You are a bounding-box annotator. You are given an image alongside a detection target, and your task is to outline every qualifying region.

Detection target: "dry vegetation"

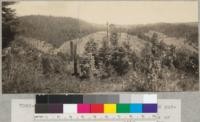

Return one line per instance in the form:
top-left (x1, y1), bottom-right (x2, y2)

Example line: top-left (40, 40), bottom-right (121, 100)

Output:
top-left (2, 29), bottom-right (199, 93)
top-left (2, 14), bottom-right (199, 93)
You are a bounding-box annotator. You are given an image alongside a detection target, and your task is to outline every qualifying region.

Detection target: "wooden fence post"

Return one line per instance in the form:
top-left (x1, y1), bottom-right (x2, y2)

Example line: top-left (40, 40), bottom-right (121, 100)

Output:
top-left (70, 41), bottom-right (73, 61)
top-left (73, 43), bottom-right (78, 76)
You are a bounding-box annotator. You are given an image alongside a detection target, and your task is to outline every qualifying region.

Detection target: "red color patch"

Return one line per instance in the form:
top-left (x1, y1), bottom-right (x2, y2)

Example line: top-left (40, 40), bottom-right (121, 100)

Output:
top-left (90, 104), bottom-right (104, 113)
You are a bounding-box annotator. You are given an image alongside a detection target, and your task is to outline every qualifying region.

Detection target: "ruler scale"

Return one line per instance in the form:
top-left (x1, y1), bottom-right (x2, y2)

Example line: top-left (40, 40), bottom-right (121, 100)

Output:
top-left (34, 113), bottom-right (157, 120)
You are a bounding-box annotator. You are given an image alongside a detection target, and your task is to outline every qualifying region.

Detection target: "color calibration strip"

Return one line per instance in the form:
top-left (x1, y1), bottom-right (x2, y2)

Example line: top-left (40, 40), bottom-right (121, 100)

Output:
top-left (35, 94), bottom-right (157, 114)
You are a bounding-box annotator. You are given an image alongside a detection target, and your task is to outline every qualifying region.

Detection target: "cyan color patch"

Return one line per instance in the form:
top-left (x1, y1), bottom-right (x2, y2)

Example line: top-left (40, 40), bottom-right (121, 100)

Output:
top-left (130, 104), bottom-right (142, 113)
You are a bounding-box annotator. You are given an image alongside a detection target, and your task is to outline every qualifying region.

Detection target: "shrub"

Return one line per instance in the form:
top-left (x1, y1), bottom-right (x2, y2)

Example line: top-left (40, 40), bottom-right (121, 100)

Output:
top-left (110, 47), bottom-right (130, 76)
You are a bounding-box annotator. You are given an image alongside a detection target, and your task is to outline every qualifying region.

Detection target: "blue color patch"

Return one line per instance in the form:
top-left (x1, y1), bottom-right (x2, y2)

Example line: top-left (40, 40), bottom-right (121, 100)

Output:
top-left (130, 104), bottom-right (142, 113)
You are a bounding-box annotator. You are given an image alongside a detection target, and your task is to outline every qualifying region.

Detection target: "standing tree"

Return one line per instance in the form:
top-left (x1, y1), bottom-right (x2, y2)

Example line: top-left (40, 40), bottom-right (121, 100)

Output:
top-left (109, 24), bottom-right (118, 47)
top-left (2, 2), bottom-right (18, 48)
top-left (84, 38), bottom-right (98, 55)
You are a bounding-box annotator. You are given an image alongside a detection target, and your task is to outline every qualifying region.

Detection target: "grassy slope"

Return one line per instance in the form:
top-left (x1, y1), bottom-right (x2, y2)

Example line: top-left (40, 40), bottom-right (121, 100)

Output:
top-left (128, 22), bottom-right (198, 49)
top-left (3, 31), bottom-right (198, 93)
top-left (2, 20), bottom-right (199, 93)
top-left (144, 30), bottom-right (198, 53)
top-left (57, 31), bottom-right (148, 56)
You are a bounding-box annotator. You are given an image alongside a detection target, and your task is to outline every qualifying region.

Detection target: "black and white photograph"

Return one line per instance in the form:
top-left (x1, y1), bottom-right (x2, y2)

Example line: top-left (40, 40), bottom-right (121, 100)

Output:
top-left (2, 1), bottom-right (199, 93)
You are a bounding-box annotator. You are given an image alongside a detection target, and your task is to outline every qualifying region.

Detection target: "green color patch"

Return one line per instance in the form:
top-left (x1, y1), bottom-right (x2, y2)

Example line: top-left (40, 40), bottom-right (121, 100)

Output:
top-left (117, 104), bottom-right (130, 113)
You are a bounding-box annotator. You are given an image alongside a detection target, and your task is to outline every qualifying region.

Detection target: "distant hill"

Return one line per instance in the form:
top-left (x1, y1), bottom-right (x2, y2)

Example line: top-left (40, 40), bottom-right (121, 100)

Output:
top-left (127, 22), bottom-right (198, 47)
top-left (18, 15), bottom-right (105, 47)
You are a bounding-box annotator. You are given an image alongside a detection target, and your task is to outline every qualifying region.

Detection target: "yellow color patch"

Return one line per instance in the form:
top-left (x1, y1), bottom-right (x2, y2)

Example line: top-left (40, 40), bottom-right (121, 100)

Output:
top-left (104, 104), bottom-right (116, 113)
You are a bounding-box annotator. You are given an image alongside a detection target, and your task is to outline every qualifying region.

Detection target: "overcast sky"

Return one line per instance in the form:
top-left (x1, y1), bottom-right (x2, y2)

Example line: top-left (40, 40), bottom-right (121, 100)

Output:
top-left (10, 1), bottom-right (198, 25)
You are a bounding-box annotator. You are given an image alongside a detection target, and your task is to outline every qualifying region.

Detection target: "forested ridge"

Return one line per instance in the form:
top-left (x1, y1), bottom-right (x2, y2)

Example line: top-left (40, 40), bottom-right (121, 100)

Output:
top-left (18, 15), bottom-right (105, 47)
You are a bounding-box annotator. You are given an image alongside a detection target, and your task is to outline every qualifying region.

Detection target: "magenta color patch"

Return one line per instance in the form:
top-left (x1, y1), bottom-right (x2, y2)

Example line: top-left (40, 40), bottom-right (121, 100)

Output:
top-left (77, 104), bottom-right (90, 113)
